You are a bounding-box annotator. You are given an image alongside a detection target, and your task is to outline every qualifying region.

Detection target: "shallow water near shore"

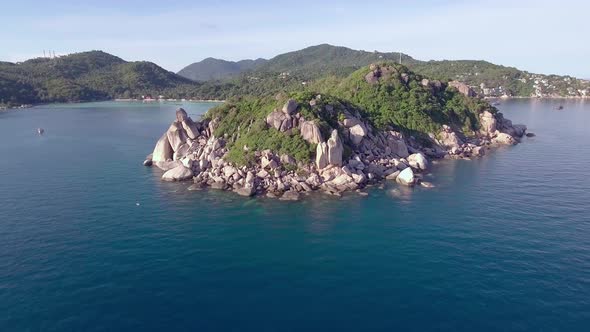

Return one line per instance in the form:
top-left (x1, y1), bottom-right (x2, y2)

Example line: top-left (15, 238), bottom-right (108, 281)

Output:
top-left (1, 99), bottom-right (589, 331)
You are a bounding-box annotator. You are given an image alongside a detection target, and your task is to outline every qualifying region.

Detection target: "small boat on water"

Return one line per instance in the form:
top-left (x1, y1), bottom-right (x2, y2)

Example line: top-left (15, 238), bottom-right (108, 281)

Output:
top-left (37, 128), bottom-right (45, 135)
top-left (555, 105), bottom-right (564, 110)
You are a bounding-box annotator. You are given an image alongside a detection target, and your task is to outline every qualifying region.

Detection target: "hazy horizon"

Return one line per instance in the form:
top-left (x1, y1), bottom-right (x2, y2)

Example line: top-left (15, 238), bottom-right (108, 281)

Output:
top-left (2, 0), bottom-right (589, 78)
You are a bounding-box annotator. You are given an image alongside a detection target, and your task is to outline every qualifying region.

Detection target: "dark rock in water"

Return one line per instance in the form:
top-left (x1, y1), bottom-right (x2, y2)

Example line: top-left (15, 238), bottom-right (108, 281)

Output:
top-left (526, 132), bottom-right (536, 137)
top-left (420, 181), bottom-right (435, 188)
top-left (142, 159), bottom-right (152, 167)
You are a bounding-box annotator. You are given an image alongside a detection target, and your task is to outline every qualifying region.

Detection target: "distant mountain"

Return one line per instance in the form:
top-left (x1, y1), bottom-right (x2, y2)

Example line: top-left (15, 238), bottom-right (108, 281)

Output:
top-left (254, 44), bottom-right (416, 79)
top-left (177, 57), bottom-right (267, 81)
top-left (0, 51), bottom-right (197, 106)
top-left (180, 44), bottom-right (590, 98)
top-left (2, 45), bottom-right (589, 108)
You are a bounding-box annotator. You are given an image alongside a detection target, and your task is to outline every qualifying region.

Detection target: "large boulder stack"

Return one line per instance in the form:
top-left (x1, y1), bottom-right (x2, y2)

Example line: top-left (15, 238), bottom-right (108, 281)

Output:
top-left (266, 99), bottom-right (299, 132)
top-left (152, 133), bottom-right (173, 162)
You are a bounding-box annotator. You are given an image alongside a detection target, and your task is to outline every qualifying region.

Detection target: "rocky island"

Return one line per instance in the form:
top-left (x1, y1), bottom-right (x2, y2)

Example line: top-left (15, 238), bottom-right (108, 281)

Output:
top-left (144, 63), bottom-right (528, 200)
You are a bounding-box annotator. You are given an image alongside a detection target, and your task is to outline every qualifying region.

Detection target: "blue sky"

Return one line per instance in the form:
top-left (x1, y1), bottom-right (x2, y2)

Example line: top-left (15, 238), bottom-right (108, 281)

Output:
top-left (1, 0), bottom-right (588, 77)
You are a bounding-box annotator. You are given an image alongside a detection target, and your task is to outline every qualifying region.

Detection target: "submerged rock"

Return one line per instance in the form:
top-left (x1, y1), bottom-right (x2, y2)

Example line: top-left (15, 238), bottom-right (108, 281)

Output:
top-left (420, 181), bottom-right (435, 188)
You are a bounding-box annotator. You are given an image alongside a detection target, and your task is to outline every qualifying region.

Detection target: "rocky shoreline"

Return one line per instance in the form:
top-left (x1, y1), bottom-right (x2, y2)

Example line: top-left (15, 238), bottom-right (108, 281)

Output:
top-left (143, 95), bottom-right (529, 201)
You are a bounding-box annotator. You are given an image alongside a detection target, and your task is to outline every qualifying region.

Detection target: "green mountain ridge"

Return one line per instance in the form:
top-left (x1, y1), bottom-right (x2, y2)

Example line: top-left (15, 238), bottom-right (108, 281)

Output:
top-left (0, 51), bottom-right (196, 106)
top-left (2, 44), bottom-right (589, 108)
top-left (178, 57), bottom-right (267, 82)
top-left (181, 44), bottom-right (590, 99)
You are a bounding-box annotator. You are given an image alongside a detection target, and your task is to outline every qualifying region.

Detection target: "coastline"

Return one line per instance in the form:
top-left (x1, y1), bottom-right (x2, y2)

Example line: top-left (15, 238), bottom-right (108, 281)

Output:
top-left (4, 95), bottom-right (589, 112)
top-left (114, 98), bottom-right (226, 103)
top-left (484, 95), bottom-right (590, 100)
top-left (0, 98), bottom-right (226, 111)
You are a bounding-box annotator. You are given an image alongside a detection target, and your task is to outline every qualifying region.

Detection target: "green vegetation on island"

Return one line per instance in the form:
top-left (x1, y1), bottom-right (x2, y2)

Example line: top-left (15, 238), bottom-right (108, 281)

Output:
top-left (204, 62), bottom-right (494, 167)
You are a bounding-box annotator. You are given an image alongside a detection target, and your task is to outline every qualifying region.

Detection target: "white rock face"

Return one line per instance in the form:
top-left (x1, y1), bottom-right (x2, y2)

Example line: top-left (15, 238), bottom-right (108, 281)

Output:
top-left (327, 130), bottom-right (343, 166)
top-left (155, 160), bottom-right (182, 171)
top-left (173, 143), bottom-right (189, 161)
top-left (299, 120), bottom-right (323, 144)
top-left (439, 125), bottom-right (464, 149)
top-left (182, 119), bottom-right (200, 139)
top-left (316, 142), bottom-right (329, 169)
top-left (162, 165), bottom-right (193, 182)
top-left (480, 111), bottom-right (497, 137)
top-left (349, 123), bottom-right (367, 146)
top-left (166, 122), bottom-right (188, 151)
top-left (408, 153), bottom-right (428, 170)
top-left (396, 167), bottom-right (415, 186)
top-left (223, 165), bottom-right (237, 178)
top-left (493, 133), bottom-right (517, 145)
top-left (152, 133), bottom-right (173, 162)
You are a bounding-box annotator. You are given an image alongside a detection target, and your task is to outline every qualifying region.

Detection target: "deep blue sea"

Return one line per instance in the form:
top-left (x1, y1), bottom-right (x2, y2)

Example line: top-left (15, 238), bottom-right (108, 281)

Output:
top-left (1, 100), bottom-right (589, 331)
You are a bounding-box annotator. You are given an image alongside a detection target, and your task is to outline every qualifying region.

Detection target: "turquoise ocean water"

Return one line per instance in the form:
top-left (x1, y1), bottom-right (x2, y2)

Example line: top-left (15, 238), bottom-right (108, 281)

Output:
top-left (1, 100), bottom-right (589, 331)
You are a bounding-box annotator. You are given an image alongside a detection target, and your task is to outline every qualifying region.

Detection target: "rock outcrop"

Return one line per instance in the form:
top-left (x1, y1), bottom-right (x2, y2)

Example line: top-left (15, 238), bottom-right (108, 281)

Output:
top-left (449, 81), bottom-right (477, 97)
top-left (300, 120), bottom-right (323, 144)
